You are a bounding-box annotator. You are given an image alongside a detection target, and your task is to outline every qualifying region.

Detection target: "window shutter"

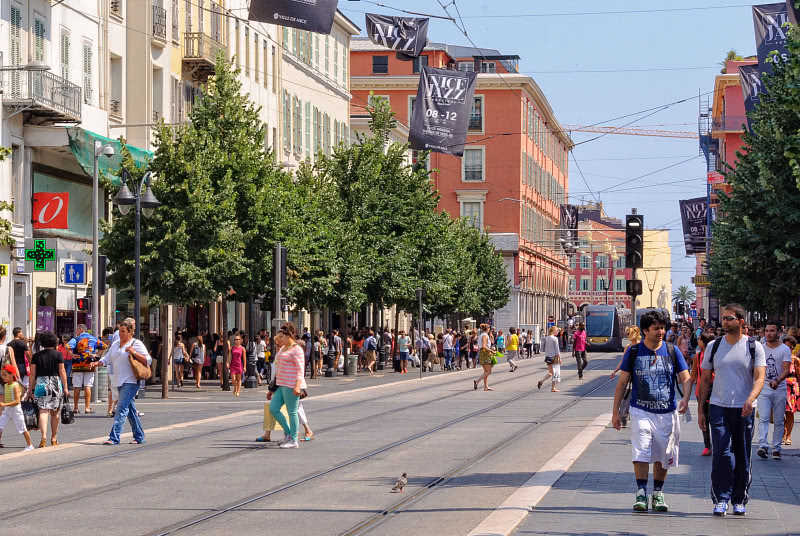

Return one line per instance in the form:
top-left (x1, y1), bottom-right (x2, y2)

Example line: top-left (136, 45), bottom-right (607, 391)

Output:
top-left (34, 19), bottom-right (45, 62)
top-left (61, 29), bottom-right (70, 80)
top-left (305, 102), bottom-right (311, 158)
top-left (83, 41), bottom-right (93, 104)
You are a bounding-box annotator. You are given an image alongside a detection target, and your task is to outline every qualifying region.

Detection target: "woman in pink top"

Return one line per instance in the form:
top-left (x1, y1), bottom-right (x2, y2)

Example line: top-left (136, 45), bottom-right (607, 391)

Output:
top-left (267, 322), bottom-right (304, 449)
top-left (229, 335), bottom-right (245, 397)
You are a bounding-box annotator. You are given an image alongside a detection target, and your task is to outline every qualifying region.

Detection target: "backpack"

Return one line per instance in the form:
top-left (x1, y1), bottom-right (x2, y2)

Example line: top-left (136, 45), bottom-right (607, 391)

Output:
top-left (706, 336), bottom-right (757, 368)
top-left (366, 337), bottom-right (376, 351)
top-left (625, 342), bottom-right (684, 398)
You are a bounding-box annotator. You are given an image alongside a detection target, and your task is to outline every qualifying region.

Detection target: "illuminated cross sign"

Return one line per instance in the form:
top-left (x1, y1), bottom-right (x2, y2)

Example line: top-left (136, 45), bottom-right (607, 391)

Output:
top-left (24, 238), bottom-right (57, 272)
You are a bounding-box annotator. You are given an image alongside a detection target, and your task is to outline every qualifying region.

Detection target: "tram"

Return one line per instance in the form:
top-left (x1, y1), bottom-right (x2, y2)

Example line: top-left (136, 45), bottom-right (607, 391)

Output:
top-left (585, 305), bottom-right (627, 352)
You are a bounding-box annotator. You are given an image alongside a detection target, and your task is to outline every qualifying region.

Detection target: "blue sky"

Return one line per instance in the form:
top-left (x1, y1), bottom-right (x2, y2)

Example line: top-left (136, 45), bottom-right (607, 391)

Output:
top-left (341, 0), bottom-right (760, 292)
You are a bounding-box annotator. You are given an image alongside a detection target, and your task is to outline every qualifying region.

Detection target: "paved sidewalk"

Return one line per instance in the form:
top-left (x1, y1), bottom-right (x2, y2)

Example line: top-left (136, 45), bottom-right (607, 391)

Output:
top-left (514, 412), bottom-right (800, 536)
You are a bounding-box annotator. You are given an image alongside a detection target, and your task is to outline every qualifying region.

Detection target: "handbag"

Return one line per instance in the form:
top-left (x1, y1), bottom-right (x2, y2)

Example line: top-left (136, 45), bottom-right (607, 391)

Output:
top-left (61, 393), bottom-right (75, 425)
top-left (263, 402), bottom-right (290, 431)
top-left (129, 353), bottom-right (152, 381)
top-left (21, 400), bottom-right (39, 430)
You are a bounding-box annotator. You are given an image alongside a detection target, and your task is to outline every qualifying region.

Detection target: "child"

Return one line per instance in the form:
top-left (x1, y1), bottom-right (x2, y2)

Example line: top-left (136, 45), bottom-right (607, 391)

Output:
top-left (0, 365), bottom-right (34, 451)
top-left (551, 354), bottom-right (562, 391)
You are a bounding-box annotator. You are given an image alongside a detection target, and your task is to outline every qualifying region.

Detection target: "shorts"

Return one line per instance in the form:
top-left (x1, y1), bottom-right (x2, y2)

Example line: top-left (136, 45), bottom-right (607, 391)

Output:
top-left (0, 404), bottom-right (26, 434)
top-left (399, 352), bottom-right (410, 361)
top-left (630, 407), bottom-right (680, 469)
top-left (72, 371), bottom-right (95, 388)
top-left (215, 355), bottom-right (224, 365)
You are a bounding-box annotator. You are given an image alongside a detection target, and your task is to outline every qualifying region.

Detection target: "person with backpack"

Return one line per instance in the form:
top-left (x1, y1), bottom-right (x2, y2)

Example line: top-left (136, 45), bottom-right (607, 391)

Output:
top-left (696, 304), bottom-right (766, 517)
top-left (689, 332), bottom-right (716, 456)
top-left (754, 320), bottom-right (792, 461)
top-left (363, 330), bottom-right (377, 373)
top-left (612, 309), bottom-right (691, 513)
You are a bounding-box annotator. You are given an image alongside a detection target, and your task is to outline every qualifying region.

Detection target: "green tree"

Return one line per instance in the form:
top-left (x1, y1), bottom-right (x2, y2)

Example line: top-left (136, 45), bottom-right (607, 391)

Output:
top-left (671, 285), bottom-right (696, 308)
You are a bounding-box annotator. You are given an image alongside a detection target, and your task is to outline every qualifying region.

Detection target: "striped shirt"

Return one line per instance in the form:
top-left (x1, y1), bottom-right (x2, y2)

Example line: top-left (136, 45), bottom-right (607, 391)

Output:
top-left (275, 344), bottom-right (305, 388)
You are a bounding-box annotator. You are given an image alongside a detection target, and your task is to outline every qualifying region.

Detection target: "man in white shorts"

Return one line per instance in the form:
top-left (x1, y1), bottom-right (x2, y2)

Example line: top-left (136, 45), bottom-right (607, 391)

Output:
top-left (69, 324), bottom-right (106, 414)
top-left (612, 310), bottom-right (691, 513)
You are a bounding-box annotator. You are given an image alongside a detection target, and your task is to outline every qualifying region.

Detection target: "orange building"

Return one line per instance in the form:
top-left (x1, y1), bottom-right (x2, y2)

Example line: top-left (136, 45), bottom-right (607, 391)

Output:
top-left (350, 38), bottom-right (573, 332)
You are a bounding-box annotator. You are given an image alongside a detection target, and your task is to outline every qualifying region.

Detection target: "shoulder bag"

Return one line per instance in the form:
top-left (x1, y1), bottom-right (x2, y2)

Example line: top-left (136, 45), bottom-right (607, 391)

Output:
top-left (61, 393), bottom-right (75, 425)
top-left (127, 342), bottom-right (152, 381)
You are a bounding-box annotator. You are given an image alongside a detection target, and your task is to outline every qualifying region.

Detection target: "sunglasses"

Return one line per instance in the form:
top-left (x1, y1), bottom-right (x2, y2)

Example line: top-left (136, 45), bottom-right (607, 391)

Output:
top-left (722, 315), bottom-right (739, 322)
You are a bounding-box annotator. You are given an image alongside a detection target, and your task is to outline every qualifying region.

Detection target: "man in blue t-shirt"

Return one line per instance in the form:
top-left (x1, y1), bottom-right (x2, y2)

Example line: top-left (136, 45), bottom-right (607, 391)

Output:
top-left (612, 309), bottom-right (691, 513)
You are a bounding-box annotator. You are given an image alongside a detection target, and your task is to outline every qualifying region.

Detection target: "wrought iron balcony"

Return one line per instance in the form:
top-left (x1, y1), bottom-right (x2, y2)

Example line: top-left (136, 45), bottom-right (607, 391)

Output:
top-left (1, 69), bottom-right (81, 124)
top-left (183, 32), bottom-right (226, 81)
top-left (152, 5), bottom-right (167, 41)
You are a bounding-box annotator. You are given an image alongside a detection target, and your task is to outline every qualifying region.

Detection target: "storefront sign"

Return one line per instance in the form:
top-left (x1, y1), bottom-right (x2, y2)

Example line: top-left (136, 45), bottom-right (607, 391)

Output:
top-left (707, 171), bottom-right (725, 185)
top-left (249, 0), bottom-right (339, 34)
top-left (24, 238), bottom-right (57, 272)
top-left (692, 274), bottom-right (711, 287)
top-left (366, 14), bottom-right (429, 58)
top-left (32, 192), bottom-right (70, 230)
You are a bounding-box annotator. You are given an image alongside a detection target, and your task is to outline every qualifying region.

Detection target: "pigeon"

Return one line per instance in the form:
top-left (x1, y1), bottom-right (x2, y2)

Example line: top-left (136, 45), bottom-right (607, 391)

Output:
top-left (391, 473), bottom-right (408, 493)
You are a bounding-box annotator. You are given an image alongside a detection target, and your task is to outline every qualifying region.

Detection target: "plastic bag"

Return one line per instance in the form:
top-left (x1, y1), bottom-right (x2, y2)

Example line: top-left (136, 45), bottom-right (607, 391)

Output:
top-left (21, 400), bottom-right (39, 431)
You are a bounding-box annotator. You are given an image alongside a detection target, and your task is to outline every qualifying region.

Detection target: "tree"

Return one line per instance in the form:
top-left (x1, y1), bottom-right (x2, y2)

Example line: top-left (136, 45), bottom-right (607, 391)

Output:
top-left (672, 285), bottom-right (696, 308)
top-left (0, 146), bottom-right (15, 247)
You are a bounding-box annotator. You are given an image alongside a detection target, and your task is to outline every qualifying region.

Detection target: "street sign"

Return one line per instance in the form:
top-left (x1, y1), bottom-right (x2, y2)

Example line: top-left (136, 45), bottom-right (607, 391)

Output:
top-left (690, 309), bottom-right (698, 318)
top-left (690, 302), bottom-right (697, 310)
top-left (707, 171), bottom-right (725, 185)
top-left (24, 238), bottom-right (57, 272)
top-left (692, 274), bottom-right (711, 287)
top-left (64, 262), bottom-right (87, 285)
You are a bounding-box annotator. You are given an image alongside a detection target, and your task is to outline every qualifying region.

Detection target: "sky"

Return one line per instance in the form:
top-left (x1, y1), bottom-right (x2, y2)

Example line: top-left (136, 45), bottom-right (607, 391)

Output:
top-left (340, 0), bottom-right (762, 294)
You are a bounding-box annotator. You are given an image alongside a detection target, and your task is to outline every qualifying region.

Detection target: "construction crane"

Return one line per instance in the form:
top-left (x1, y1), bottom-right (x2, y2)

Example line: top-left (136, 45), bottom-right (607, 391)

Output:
top-left (561, 125), bottom-right (699, 139)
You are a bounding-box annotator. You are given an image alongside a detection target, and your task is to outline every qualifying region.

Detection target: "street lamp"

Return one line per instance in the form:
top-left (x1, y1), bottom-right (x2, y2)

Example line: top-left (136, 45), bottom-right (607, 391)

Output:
top-left (93, 141), bottom-right (115, 337)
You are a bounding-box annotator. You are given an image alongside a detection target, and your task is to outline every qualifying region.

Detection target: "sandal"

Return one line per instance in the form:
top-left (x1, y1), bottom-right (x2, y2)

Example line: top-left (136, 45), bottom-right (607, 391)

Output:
top-left (39, 439), bottom-right (46, 448)
top-left (301, 434), bottom-right (314, 441)
top-left (103, 440), bottom-right (117, 445)
top-left (473, 380), bottom-right (478, 390)
top-left (51, 439), bottom-right (59, 446)
top-left (0, 443), bottom-right (5, 448)
top-left (786, 438), bottom-right (793, 445)
top-left (107, 412), bottom-right (114, 417)
top-left (255, 437), bottom-right (271, 442)
top-left (129, 440), bottom-right (146, 444)
top-left (84, 409), bottom-right (95, 414)
top-left (484, 388), bottom-right (494, 391)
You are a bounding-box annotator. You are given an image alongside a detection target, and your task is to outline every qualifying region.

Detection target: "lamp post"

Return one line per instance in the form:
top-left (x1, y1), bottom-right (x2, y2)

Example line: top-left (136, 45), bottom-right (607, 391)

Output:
top-left (113, 169), bottom-right (160, 395)
top-left (93, 141), bottom-right (115, 336)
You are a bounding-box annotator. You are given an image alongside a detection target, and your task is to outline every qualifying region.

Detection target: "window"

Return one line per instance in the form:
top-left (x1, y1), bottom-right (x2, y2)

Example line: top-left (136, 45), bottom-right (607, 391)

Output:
top-left (10, 6), bottom-right (21, 96)
top-left (462, 202), bottom-right (481, 229)
top-left (616, 278), bottom-right (626, 291)
top-left (412, 151), bottom-right (430, 170)
top-left (412, 55), bottom-right (428, 73)
top-left (616, 256), bottom-right (625, 269)
top-left (254, 35), bottom-right (259, 82)
top-left (372, 55), bottom-right (388, 74)
top-left (235, 20), bottom-right (240, 67)
top-left (305, 102), bottom-right (311, 158)
top-left (60, 29), bottom-right (70, 80)
top-left (282, 27), bottom-right (288, 50)
top-left (185, 0), bottom-right (191, 32)
top-left (282, 91), bottom-right (290, 152)
top-left (580, 278), bottom-right (590, 291)
top-left (262, 40), bottom-right (267, 87)
top-left (34, 17), bottom-right (45, 62)
top-left (342, 41), bottom-right (347, 86)
top-left (293, 97), bottom-right (302, 155)
top-left (324, 112), bottom-right (331, 156)
top-left (271, 46), bottom-right (277, 93)
top-left (596, 255), bottom-right (607, 269)
top-left (315, 34), bottom-right (320, 71)
top-left (568, 278), bottom-right (576, 291)
top-left (334, 39), bottom-right (338, 79)
top-left (596, 278), bottom-right (607, 292)
top-left (82, 40), bottom-right (92, 104)
top-left (408, 96), bottom-right (416, 122)
top-left (325, 36), bottom-right (329, 76)
top-left (244, 27), bottom-right (249, 76)
top-left (210, 2), bottom-right (221, 42)
top-left (457, 61), bottom-right (474, 72)
top-left (292, 28), bottom-right (297, 56)
top-left (480, 61), bottom-right (496, 73)
top-left (469, 96), bottom-right (484, 132)
top-left (172, 0), bottom-right (180, 43)
top-left (580, 256), bottom-right (589, 269)
top-left (462, 147), bottom-right (484, 182)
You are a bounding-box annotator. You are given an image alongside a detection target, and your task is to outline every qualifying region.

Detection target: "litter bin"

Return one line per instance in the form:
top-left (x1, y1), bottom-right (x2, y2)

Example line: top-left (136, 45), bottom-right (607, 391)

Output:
top-left (344, 354), bottom-right (358, 376)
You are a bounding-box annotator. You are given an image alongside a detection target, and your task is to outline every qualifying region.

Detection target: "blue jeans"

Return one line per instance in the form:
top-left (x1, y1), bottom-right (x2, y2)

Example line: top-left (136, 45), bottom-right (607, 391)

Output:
top-left (64, 361), bottom-right (72, 389)
top-left (109, 382), bottom-right (145, 444)
top-left (757, 386), bottom-right (787, 452)
top-left (270, 386), bottom-right (300, 441)
top-left (443, 349), bottom-right (453, 368)
top-left (710, 404), bottom-right (754, 505)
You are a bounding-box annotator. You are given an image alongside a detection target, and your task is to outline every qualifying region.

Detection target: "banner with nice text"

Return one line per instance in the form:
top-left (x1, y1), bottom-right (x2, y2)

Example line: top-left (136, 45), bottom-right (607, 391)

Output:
top-left (753, 3), bottom-right (790, 76)
top-left (679, 197), bottom-right (708, 256)
top-left (409, 66), bottom-right (477, 157)
top-left (739, 64), bottom-right (763, 131)
top-left (365, 14), bottom-right (429, 59)
top-left (249, 0), bottom-right (339, 34)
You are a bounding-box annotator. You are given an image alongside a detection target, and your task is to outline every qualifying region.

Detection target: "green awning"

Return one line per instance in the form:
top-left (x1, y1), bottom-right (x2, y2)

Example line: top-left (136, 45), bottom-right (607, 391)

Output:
top-left (67, 128), bottom-right (153, 185)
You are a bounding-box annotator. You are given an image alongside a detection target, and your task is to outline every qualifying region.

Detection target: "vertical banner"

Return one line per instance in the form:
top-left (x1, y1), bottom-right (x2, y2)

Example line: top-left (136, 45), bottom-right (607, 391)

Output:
top-left (753, 3), bottom-right (790, 75)
top-left (739, 64), bottom-right (763, 130)
top-left (559, 204), bottom-right (578, 254)
top-left (409, 66), bottom-right (478, 157)
top-left (787, 0), bottom-right (800, 25)
top-left (249, 0), bottom-right (339, 34)
top-left (679, 198), bottom-right (708, 256)
top-left (365, 14), bottom-right (429, 59)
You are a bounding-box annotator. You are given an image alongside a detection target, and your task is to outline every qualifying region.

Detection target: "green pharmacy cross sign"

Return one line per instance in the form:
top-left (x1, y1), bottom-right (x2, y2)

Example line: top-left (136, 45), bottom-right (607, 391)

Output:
top-left (24, 238), bottom-right (57, 272)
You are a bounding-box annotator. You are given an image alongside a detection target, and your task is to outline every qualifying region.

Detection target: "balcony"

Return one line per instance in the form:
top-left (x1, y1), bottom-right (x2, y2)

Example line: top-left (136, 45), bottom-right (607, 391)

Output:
top-left (712, 115), bottom-right (748, 133)
top-left (152, 5), bottom-right (167, 44)
top-left (183, 32), bottom-right (225, 82)
top-left (1, 69), bottom-right (81, 124)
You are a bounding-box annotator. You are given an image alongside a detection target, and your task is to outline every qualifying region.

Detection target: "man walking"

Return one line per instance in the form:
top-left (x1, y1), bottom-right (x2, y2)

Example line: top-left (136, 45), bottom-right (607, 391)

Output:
top-left (755, 320), bottom-right (792, 460)
top-left (442, 329), bottom-right (454, 371)
top-left (69, 323), bottom-right (106, 414)
top-left (698, 304), bottom-right (766, 516)
top-left (572, 323), bottom-right (587, 379)
top-left (612, 310), bottom-right (691, 513)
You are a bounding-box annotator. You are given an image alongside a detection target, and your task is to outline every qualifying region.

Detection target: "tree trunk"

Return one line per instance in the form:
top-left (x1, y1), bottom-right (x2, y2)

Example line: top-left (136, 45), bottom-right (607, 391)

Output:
top-left (309, 303), bottom-right (316, 379)
top-left (160, 304), bottom-right (171, 399)
top-left (393, 306), bottom-right (399, 359)
top-left (221, 297), bottom-right (231, 391)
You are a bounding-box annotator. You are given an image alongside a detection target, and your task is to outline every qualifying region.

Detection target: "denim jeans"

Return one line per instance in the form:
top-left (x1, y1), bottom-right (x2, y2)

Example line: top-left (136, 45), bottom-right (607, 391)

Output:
top-left (270, 386), bottom-right (300, 441)
top-left (710, 404), bottom-right (754, 505)
top-left (109, 382), bottom-right (145, 444)
top-left (443, 349), bottom-right (453, 368)
top-left (757, 385), bottom-right (787, 452)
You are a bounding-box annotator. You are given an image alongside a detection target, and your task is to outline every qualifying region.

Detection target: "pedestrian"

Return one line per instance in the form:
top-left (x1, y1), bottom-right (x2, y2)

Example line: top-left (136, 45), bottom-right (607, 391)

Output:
top-left (612, 309), bottom-right (691, 513)
top-left (397, 330), bottom-right (411, 374)
top-left (68, 324), bottom-right (105, 414)
top-left (171, 333), bottom-right (189, 388)
top-left (424, 333), bottom-right (440, 371)
top-left (538, 326), bottom-right (562, 392)
top-left (26, 331), bottom-right (69, 448)
top-left (472, 324), bottom-right (494, 391)
top-left (442, 329), bottom-right (454, 371)
top-left (0, 327), bottom-right (21, 411)
top-left (363, 330), bottom-right (377, 373)
top-left (755, 320), bottom-right (792, 460)
top-left (783, 336), bottom-right (799, 445)
top-left (267, 322), bottom-right (304, 449)
top-left (697, 304), bottom-right (766, 516)
top-left (189, 335), bottom-right (205, 389)
top-left (469, 330), bottom-right (479, 370)
top-left (90, 319), bottom-right (151, 445)
top-left (0, 366), bottom-right (33, 450)
top-left (212, 334), bottom-right (224, 386)
top-left (689, 332), bottom-right (716, 456)
top-left (522, 329), bottom-right (532, 358)
top-left (506, 327), bottom-right (519, 372)
top-left (229, 333), bottom-right (245, 397)
top-left (57, 335), bottom-right (71, 390)
top-left (572, 323), bottom-right (587, 379)
top-left (9, 327), bottom-right (30, 390)
top-left (677, 326), bottom-right (691, 359)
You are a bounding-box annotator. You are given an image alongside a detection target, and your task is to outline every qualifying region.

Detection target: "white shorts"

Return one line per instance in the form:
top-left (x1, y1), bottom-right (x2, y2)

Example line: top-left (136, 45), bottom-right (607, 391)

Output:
top-left (0, 404), bottom-right (27, 434)
top-left (215, 356), bottom-right (224, 365)
top-left (630, 407), bottom-right (681, 469)
top-left (72, 371), bottom-right (95, 388)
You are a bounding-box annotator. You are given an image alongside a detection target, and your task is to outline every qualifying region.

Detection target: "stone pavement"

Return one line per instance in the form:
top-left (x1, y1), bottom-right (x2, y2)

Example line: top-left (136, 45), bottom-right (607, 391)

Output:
top-left (513, 409), bottom-right (800, 536)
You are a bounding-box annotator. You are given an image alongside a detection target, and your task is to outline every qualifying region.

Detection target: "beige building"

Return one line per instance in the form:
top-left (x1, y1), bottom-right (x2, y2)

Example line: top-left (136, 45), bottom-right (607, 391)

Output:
top-left (637, 229), bottom-right (672, 310)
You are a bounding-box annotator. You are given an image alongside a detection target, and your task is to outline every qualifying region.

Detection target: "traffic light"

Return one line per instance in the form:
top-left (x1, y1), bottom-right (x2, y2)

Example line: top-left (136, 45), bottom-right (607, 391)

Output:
top-left (626, 279), bottom-right (642, 297)
top-left (77, 297), bottom-right (91, 311)
top-left (98, 255), bottom-right (109, 296)
top-left (678, 302), bottom-right (686, 316)
top-left (625, 214), bottom-right (644, 269)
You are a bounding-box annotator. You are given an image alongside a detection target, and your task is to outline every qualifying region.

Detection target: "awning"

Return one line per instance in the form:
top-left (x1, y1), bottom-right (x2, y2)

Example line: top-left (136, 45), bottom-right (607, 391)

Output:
top-left (66, 128), bottom-right (153, 185)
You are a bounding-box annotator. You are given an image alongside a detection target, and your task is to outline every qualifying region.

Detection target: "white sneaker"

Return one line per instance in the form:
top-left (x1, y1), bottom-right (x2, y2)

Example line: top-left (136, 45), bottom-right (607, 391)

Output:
top-left (279, 439), bottom-right (299, 449)
top-left (24, 445), bottom-right (34, 451)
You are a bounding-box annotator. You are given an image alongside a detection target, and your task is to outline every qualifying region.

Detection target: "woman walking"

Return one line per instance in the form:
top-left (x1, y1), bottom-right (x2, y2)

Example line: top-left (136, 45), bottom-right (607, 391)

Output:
top-left (267, 322), bottom-right (305, 449)
top-left (472, 324), bottom-right (494, 391)
top-left (689, 332), bottom-right (716, 455)
top-left (538, 326), bottom-right (561, 392)
top-left (189, 335), bottom-right (205, 389)
top-left (26, 331), bottom-right (68, 447)
top-left (230, 334), bottom-right (245, 397)
top-left (676, 326), bottom-right (690, 359)
top-left (784, 336), bottom-right (800, 445)
top-left (172, 334), bottom-right (189, 388)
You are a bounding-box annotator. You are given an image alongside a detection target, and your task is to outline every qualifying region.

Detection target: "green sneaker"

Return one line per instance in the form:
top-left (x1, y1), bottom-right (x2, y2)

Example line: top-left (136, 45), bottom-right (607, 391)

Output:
top-left (633, 489), bottom-right (648, 512)
top-left (651, 491), bottom-right (669, 512)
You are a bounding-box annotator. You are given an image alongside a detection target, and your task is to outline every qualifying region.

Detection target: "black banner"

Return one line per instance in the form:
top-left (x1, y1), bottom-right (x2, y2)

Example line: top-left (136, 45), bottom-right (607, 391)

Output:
top-left (559, 204), bottom-right (578, 254)
top-left (409, 66), bottom-right (478, 157)
top-left (739, 64), bottom-right (763, 131)
top-left (365, 14), bottom-right (429, 59)
top-left (753, 3), bottom-right (790, 74)
top-left (679, 198), bottom-right (708, 256)
top-left (788, 0), bottom-right (800, 24)
top-left (249, 0), bottom-right (339, 34)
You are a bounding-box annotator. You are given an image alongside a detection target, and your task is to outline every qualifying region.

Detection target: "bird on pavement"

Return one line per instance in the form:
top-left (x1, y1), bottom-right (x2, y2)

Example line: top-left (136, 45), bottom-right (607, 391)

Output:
top-left (391, 473), bottom-right (408, 493)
